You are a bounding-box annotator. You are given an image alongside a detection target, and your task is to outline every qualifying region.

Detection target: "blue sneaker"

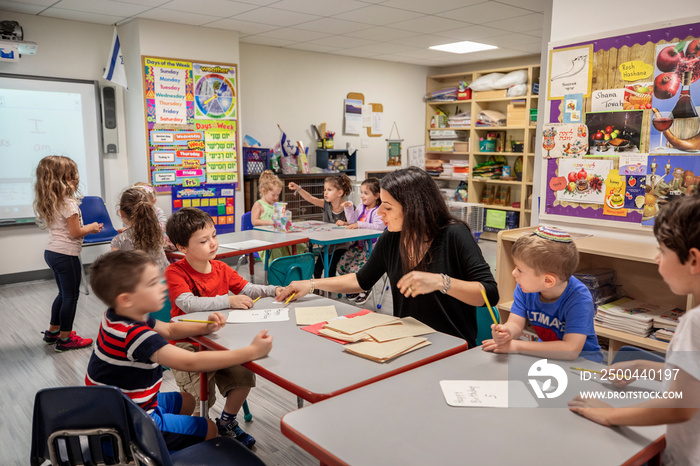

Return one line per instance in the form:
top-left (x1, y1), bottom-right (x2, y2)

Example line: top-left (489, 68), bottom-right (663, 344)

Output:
top-left (216, 418), bottom-right (256, 449)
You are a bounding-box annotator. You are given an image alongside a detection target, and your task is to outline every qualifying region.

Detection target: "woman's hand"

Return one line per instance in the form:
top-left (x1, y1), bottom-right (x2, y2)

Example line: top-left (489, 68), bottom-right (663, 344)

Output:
top-left (288, 182), bottom-right (300, 192)
top-left (205, 312), bottom-right (226, 332)
top-left (396, 271), bottom-right (442, 298)
top-left (277, 280), bottom-right (312, 302)
top-left (346, 223), bottom-right (359, 229)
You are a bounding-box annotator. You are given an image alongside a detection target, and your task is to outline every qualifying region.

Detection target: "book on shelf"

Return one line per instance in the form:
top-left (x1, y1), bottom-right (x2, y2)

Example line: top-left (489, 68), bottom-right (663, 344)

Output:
top-left (650, 328), bottom-right (674, 342)
top-left (652, 308), bottom-right (685, 331)
top-left (595, 298), bottom-right (675, 337)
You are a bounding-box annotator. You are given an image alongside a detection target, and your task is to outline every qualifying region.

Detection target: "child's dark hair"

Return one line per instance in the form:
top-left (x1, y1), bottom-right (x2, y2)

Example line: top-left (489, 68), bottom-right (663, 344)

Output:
top-left (118, 188), bottom-right (163, 253)
top-left (653, 190), bottom-right (700, 264)
top-left (90, 250), bottom-right (156, 309)
top-left (325, 173), bottom-right (353, 197)
top-left (166, 207), bottom-right (215, 248)
top-left (362, 177), bottom-right (381, 207)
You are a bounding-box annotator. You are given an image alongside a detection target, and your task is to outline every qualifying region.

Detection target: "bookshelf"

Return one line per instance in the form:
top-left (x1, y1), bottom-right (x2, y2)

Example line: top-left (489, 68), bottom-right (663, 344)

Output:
top-left (495, 227), bottom-right (697, 363)
top-left (425, 64), bottom-right (540, 240)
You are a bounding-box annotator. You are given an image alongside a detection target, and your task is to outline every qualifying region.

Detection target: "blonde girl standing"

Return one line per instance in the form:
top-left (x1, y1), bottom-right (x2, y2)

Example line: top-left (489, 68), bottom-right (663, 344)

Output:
top-left (289, 174), bottom-right (353, 277)
top-left (34, 155), bottom-right (103, 352)
top-left (111, 187), bottom-right (169, 273)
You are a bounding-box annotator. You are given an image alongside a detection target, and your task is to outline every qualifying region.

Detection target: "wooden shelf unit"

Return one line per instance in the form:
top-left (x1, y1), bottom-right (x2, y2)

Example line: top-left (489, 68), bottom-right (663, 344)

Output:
top-left (495, 226), bottom-right (696, 363)
top-left (425, 64), bottom-right (539, 233)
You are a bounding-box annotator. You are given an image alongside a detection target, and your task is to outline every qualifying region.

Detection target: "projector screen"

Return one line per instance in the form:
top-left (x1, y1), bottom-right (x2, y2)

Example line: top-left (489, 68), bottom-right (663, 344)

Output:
top-left (0, 73), bottom-right (104, 225)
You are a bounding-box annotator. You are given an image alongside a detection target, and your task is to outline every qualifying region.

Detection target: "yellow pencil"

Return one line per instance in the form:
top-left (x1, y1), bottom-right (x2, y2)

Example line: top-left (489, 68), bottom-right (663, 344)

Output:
top-left (180, 319), bottom-right (217, 324)
top-left (284, 292), bottom-right (296, 306)
top-left (570, 366), bottom-right (602, 374)
top-left (252, 297), bottom-right (261, 304)
top-left (479, 286), bottom-right (499, 326)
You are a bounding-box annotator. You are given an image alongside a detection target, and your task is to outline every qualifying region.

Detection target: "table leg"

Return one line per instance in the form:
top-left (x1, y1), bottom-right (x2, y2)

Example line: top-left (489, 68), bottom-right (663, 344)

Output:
top-left (291, 244), bottom-right (297, 255)
top-left (199, 351), bottom-right (209, 418)
top-left (323, 246), bottom-right (330, 278)
top-left (248, 253), bottom-right (255, 277)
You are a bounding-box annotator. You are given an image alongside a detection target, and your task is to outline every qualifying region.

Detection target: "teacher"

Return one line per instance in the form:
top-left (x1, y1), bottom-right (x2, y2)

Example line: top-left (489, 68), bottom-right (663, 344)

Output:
top-left (278, 167), bottom-right (498, 347)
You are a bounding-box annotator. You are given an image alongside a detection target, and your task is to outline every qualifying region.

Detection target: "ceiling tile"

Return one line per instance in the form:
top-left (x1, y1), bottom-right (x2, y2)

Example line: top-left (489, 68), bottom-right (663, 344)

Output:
top-left (331, 48), bottom-right (383, 58)
top-left (234, 0), bottom-right (284, 5)
top-left (272, 0), bottom-right (367, 16)
top-left (283, 42), bottom-right (340, 53)
top-left (333, 5), bottom-right (422, 26)
top-left (106, 0), bottom-right (169, 5)
top-left (439, 2), bottom-right (532, 23)
top-left (0, 1), bottom-right (47, 14)
top-left (497, 0), bottom-right (549, 13)
top-left (391, 34), bottom-right (459, 48)
top-left (136, 8), bottom-right (220, 26)
top-left (389, 15), bottom-right (469, 34)
top-left (230, 7), bottom-right (321, 27)
top-left (162, 0), bottom-right (258, 16)
top-left (508, 42), bottom-right (544, 54)
top-left (483, 32), bottom-right (542, 47)
top-left (342, 26), bottom-right (419, 41)
top-left (255, 27), bottom-right (330, 42)
top-left (39, 8), bottom-right (124, 24)
top-left (380, 0), bottom-right (482, 14)
top-left (300, 18), bottom-right (372, 35)
top-left (45, 0), bottom-right (151, 16)
top-left (203, 18), bottom-right (279, 35)
top-left (435, 24), bottom-right (510, 41)
top-left (351, 42), bottom-right (418, 55)
top-left (483, 12), bottom-right (544, 33)
top-left (240, 35), bottom-right (290, 46)
top-left (305, 35), bottom-right (375, 49)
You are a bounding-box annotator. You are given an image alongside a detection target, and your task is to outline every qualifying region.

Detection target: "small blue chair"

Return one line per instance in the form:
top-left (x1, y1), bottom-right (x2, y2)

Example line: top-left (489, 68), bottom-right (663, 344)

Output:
top-left (79, 196), bottom-right (119, 294)
top-left (475, 306), bottom-right (500, 347)
top-left (612, 345), bottom-right (665, 364)
top-left (267, 253), bottom-right (315, 287)
top-left (236, 212), bottom-right (259, 277)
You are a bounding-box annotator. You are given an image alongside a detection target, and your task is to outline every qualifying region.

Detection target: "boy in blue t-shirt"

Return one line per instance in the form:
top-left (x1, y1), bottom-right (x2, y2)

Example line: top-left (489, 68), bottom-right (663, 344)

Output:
top-left (482, 226), bottom-right (602, 362)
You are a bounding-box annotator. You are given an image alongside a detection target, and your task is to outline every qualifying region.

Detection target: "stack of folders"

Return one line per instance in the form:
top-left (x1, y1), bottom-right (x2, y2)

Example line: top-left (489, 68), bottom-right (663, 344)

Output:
top-left (320, 313), bottom-right (435, 363)
top-left (595, 298), bottom-right (675, 337)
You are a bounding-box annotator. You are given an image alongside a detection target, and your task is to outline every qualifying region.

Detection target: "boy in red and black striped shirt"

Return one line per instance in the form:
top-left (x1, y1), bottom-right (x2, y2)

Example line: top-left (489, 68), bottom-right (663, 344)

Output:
top-left (85, 250), bottom-right (272, 452)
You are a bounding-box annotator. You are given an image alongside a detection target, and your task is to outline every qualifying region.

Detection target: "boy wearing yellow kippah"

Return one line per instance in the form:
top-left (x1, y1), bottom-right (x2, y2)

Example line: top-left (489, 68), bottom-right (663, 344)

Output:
top-left (482, 226), bottom-right (603, 362)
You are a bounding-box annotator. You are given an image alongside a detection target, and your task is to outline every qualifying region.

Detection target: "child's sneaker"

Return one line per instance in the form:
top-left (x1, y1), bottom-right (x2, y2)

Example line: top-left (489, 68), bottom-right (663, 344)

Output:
top-left (216, 418), bottom-right (256, 448)
top-left (55, 333), bottom-right (93, 352)
top-left (355, 289), bottom-right (372, 305)
top-left (345, 293), bottom-right (359, 301)
top-left (42, 329), bottom-right (60, 345)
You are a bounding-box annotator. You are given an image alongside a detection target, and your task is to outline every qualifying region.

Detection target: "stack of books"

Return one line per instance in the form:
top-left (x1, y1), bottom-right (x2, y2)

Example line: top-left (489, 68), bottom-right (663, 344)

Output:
top-left (650, 308), bottom-right (685, 342)
top-left (595, 298), bottom-right (675, 337)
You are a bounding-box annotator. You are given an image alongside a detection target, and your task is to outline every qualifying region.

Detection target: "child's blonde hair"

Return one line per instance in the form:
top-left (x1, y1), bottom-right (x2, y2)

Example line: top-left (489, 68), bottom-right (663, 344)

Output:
top-left (511, 227), bottom-right (579, 281)
top-left (132, 181), bottom-right (157, 203)
top-left (258, 170), bottom-right (283, 197)
top-left (33, 155), bottom-right (80, 228)
top-left (117, 188), bottom-right (163, 253)
top-left (325, 173), bottom-right (353, 197)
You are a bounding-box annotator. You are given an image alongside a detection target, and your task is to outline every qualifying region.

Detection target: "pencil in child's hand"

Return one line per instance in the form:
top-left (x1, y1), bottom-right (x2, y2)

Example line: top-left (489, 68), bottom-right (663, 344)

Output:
top-left (479, 285), bottom-right (499, 326)
top-left (252, 297), bottom-right (261, 304)
top-left (180, 319), bottom-right (217, 324)
top-left (284, 292), bottom-right (296, 306)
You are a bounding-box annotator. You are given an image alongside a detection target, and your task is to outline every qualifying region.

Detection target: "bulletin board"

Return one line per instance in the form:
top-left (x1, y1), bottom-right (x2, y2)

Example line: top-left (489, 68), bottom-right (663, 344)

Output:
top-left (141, 56), bottom-right (240, 192)
top-left (540, 21), bottom-right (700, 230)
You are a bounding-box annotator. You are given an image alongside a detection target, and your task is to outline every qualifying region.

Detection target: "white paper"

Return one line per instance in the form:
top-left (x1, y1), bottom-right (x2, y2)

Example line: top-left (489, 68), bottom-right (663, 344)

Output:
top-left (371, 112), bottom-right (383, 135)
top-left (345, 114), bottom-right (362, 135)
top-left (219, 240), bottom-right (273, 250)
top-left (591, 88), bottom-right (625, 112)
top-left (227, 308), bottom-right (289, 323)
top-left (362, 104), bottom-right (373, 127)
top-left (549, 45), bottom-right (592, 99)
top-left (440, 380), bottom-right (537, 408)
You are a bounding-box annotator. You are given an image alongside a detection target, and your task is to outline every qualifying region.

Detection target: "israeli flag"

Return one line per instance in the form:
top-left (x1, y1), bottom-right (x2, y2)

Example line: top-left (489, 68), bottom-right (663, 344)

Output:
top-left (104, 27), bottom-right (127, 89)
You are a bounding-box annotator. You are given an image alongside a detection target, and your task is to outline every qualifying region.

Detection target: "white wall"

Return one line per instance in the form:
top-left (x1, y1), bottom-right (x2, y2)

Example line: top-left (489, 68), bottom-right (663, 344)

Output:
top-left (535, 1), bottom-right (700, 244)
top-left (239, 44), bottom-right (428, 177)
top-left (0, 11), bottom-right (129, 276)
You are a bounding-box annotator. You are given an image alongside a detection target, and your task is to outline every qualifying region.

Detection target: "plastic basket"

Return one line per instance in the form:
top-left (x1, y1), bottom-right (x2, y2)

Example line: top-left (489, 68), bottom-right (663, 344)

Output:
top-left (243, 147), bottom-right (271, 175)
top-left (449, 202), bottom-right (484, 243)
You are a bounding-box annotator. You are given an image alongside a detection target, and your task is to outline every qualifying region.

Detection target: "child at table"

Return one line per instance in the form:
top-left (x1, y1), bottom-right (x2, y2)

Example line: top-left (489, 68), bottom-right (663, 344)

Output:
top-left (164, 207), bottom-right (283, 448)
top-left (482, 226), bottom-right (603, 362)
top-left (111, 187), bottom-right (169, 273)
top-left (86, 250), bottom-right (272, 452)
top-left (132, 181), bottom-right (176, 252)
top-left (288, 173), bottom-right (353, 277)
top-left (34, 155), bottom-right (103, 352)
top-left (251, 170), bottom-right (307, 262)
top-left (336, 178), bottom-right (386, 303)
top-left (569, 192), bottom-right (700, 465)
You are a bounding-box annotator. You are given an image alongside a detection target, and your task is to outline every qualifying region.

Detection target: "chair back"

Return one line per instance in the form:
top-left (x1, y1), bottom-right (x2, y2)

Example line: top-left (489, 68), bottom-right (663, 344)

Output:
top-left (475, 306), bottom-right (500, 347)
top-left (30, 385), bottom-right (132, 466)
top-left (612, 345), bottom-right (665, 364)
top-left (80, 196), bottom-right (119, 244)
top-left (123, 395), bottom-right (174, 466)
top-left (241, 211), bottom-right (253, 231)
top-left (267, 253), bottom-right (315, 287)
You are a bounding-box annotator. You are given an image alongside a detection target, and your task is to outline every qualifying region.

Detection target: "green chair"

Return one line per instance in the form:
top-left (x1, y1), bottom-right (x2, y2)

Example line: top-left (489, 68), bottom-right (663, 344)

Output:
top-left (267, 253), bottom-right (315, 287)
top-left (475, 306), bottom-right (500, 346)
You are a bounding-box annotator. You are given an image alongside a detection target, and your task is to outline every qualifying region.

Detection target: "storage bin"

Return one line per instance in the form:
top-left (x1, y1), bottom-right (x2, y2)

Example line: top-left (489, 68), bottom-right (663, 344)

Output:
top-left (243, 147), bottom-right (271, 175)
top-left (483, 210), bottom-right (519, 232)
top-left (574, 268), bottom-right (617, 289)
top-left (479, 139), bottom-right (496, 152)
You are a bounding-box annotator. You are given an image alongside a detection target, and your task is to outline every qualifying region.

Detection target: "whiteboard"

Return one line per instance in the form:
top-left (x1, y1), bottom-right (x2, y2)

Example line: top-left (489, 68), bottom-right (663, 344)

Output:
top-left (0, 73), bottom-right (104, 225)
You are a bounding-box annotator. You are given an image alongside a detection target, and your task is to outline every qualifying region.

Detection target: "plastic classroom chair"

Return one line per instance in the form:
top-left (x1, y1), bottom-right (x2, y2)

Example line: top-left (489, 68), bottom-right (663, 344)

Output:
top-left (267, 252), bottom-right (315, 287)
top-left (79, 196), bottom-right (119, 294)
top-left (236, 211), bottom-right (259, 276)
top-left (30, 385), bottom-right (133, 466)
top-left (612, 345), bottom-right (665, 364)
top-left (123, 394), bottom-right (265, 466)
top-left (475, 306), bottom-right (501, 347)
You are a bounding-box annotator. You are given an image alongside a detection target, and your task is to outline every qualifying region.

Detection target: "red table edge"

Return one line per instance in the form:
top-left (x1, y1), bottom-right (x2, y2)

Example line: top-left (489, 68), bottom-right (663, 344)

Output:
top-left (165, 236), bottom-right (309, 261)
top-left (622, 435), bottom-right (666, 466)
top-left (280, 421), bottom-right (349, 466)
top-left (190, 335), bottom-right (470, 403)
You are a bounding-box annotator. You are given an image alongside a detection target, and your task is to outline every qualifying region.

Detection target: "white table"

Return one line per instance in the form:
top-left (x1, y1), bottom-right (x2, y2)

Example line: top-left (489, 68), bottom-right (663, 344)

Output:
top-left (281, 349), bottom-right (666, 466)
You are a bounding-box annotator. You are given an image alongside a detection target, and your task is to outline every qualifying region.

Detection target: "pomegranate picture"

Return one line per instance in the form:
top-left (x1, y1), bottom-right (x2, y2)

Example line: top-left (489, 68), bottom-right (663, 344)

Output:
top-left (654, 72), bottom-right (681, 99)
top-left (686, 39), bottom-right (700, 59)
top-left (657, 45), bottom-right (684, 72)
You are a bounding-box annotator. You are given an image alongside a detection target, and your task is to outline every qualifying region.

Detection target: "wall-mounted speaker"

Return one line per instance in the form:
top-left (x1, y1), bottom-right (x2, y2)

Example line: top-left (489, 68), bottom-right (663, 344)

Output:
top-left (101, 86), bottom-right (118, 154)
